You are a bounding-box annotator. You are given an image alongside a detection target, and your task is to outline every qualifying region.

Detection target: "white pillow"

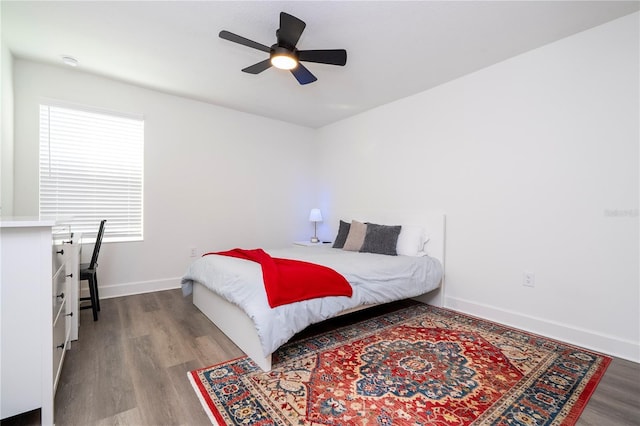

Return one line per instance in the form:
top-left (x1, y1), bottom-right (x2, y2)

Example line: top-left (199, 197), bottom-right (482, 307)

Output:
top-left (396, 225), bottom-right (429, 256)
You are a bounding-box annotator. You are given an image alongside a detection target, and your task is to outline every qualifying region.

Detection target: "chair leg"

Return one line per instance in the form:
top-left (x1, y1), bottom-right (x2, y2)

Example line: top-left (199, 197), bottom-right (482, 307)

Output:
top-left (94, 273), bottom-right (101, 312)
top-left (88, 275), bottom-right (98, 321)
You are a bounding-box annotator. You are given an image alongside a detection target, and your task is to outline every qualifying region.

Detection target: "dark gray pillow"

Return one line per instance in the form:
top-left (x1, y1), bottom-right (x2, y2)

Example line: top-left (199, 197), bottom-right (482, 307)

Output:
top-left (332, 220), bottom-right (351, 248)
top-left (360, 223), bottom-right (402, 256)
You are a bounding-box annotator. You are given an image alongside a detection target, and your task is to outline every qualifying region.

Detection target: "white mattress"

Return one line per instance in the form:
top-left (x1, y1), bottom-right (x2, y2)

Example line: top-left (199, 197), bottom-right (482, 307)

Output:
top-left (181, 245), bottom-right (443, 356)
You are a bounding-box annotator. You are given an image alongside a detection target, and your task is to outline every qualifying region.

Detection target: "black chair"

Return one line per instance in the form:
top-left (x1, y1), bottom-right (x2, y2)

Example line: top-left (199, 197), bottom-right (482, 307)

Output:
top-left (80, 220), bottom-right (106, 321)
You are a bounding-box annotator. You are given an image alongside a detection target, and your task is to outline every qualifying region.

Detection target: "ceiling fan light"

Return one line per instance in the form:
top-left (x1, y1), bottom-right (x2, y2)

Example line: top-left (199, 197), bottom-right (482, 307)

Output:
top-left (271, 54), bottom-right (297, 70)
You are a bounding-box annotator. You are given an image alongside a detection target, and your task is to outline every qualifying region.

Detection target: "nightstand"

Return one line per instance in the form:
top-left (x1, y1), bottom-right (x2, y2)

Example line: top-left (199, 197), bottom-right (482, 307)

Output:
top-left (293, 241), bottom-right (327, 247)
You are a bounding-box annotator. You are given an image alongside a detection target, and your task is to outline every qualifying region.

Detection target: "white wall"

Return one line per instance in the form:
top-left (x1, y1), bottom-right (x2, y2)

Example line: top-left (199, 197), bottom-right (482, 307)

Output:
top-left (12, 60), bottom-right (316, 297)
top-left (315, 13), bottom-right (639, 361)
top-left (0, 42), bottom-right (14, 216)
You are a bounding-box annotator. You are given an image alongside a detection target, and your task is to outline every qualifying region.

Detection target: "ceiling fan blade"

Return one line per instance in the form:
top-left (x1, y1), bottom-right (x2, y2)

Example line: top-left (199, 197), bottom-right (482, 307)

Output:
top-left (277, 12), bottom-right (306, 48)
top-left (219, 30), bottom-right (270, 53)
top-left (242, 59), bottom-right (272, 74)
top-left (298, 49), bottom-right (347, 66)
top-left (290, 63), bottom-right (317, 85)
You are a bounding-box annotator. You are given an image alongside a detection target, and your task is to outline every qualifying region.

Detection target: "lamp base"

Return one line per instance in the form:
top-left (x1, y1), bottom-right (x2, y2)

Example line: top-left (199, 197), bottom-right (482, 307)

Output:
top-left (310, 237), bottom-right (320, 243)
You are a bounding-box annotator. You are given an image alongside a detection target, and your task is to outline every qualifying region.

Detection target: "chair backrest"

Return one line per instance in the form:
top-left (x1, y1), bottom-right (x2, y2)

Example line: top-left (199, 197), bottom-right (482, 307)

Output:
top-left (89, 220), bottom-right (107, 269)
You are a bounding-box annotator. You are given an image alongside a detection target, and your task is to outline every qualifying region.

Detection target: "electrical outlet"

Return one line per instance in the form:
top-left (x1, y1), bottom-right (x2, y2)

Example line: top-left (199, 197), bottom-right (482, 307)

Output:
top-left (189, 247), bottom-right (198, 257)
top-left (523, 271), bottom-right (535, 287)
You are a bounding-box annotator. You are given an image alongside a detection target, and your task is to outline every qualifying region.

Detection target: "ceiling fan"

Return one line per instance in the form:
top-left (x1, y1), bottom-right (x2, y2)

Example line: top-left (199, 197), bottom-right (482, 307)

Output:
top-left (219, 12), bottom-right (347, 85)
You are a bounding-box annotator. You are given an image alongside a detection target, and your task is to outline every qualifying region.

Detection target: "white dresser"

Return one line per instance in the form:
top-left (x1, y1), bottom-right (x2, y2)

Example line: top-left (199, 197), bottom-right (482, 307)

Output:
top-left (0, 217), bottom-right (79, 425)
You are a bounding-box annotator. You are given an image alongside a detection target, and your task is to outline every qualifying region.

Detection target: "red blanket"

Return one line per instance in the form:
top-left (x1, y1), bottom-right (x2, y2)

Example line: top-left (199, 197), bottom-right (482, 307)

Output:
top-left (204, 248), bottom-right (352, 308)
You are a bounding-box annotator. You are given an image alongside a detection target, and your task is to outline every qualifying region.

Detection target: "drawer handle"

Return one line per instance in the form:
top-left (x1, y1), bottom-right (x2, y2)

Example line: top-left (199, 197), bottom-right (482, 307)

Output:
top-left (56, 292), bottom-right (65, 299)
top-left (66, 273), bottom-right (73, 278)
top-left (62, 239), bottom-right (73, 245)
top-left (56, 343), bottom-right (65, 350)
top-left (56, 249), bottom-right (64, 255)
top-left (65, 312), bottom-right (74, 317)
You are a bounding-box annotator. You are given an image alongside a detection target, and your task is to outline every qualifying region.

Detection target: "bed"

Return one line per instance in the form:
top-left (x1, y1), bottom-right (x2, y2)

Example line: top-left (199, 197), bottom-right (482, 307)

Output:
top-left (181, 211), bottom-right (445, 371)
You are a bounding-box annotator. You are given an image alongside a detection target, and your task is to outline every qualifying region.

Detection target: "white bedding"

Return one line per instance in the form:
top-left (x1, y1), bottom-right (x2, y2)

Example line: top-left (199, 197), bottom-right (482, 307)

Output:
top-left (181, 245), bottom-right (443, 357)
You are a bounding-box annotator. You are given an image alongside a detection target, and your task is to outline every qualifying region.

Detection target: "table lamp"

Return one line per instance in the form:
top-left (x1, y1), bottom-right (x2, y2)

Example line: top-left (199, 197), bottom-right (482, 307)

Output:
top-left (309, 208), bottom-right (322, 243)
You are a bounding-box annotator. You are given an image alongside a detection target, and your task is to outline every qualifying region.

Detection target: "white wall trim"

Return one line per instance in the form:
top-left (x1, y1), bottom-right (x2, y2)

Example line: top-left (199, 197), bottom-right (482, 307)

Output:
top-left (81, 278), bottom-right (181, 300)
top-left (445, 296), bottom-right (640, 363)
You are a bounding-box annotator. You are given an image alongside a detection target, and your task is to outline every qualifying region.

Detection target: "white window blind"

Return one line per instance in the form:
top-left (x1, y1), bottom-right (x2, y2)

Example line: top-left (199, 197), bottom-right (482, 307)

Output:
top-left (39, 104), bottom-right (144, 242)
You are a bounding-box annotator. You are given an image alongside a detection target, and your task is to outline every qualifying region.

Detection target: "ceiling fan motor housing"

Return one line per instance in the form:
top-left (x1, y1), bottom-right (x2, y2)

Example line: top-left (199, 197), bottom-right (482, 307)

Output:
top-left (271, 45), bottom-right (298, 60)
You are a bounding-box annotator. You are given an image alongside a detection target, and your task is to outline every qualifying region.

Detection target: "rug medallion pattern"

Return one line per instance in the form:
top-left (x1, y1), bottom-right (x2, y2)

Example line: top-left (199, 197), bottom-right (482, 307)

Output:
top-left (189, 304), bottom-right (610, 425)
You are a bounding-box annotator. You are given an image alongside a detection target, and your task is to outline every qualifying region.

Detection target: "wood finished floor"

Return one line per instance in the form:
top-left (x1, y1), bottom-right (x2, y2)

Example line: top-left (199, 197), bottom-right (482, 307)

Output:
top-left (3, 289), bottom-right (638, 425)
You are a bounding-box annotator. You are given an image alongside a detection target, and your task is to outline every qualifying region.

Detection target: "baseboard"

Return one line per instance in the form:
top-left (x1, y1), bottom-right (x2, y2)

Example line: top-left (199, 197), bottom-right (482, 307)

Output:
top-left (81, 278), bottom-right (182, 300)
top-left (445, 296), bottom-right (639, 363)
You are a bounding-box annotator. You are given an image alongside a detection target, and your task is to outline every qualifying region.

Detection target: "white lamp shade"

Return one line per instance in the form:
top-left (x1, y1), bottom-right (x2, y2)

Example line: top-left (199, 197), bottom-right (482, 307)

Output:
top-left (308, 208), bottom-right (323, 222)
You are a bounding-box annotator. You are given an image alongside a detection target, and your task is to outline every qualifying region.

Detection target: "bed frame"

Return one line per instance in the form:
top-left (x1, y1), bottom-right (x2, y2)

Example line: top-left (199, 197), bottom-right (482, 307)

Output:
top-left (192, 211), bottom-right (446, 371)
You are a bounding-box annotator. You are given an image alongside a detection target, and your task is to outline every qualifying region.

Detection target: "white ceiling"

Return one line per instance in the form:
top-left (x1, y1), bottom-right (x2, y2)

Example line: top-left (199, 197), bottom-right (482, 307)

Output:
top-left (2, 1), bottom-right (639, 128)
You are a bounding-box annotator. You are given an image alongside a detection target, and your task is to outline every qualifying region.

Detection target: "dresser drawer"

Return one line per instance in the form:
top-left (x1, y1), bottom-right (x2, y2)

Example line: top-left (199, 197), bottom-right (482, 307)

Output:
top-left (52, 267), bottom-right (66, 322)
top-left (52, 244), bottom-right (66, 276)
top-left (52, 301), bottom-right (68, 389)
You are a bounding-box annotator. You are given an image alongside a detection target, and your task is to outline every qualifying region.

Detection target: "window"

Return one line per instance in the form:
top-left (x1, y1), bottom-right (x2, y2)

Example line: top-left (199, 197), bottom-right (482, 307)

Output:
top-left (39, 104), bottom-right (144, 242)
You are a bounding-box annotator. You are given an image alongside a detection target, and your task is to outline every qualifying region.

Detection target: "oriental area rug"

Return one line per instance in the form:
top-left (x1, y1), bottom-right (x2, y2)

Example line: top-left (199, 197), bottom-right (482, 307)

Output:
top-left (188, 303), bottom-right (610, 425)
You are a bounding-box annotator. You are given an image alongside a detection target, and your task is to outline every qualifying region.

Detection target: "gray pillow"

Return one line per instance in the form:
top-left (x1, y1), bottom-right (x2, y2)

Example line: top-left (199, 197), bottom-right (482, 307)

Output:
top-left (332, 220), bottom-right (351, 248)
top-left (360, 223), bottom-right (402, 256)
